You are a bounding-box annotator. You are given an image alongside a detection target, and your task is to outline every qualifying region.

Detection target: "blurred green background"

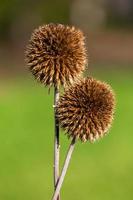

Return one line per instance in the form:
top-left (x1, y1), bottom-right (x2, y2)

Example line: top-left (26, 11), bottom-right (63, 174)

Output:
top-left (0, 0), bottom-right (133, 200)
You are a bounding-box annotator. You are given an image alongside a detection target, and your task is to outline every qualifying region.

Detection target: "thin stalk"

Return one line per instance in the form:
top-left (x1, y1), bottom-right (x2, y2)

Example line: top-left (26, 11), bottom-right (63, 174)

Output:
top-left (54, 86), bottom-right (60, 200)
top-left (52, 137), bottom-right (76, 200)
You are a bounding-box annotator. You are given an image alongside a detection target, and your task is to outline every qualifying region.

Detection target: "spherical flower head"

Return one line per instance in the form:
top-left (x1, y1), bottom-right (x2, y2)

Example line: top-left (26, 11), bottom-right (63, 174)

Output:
top-left (25, 23), bottom-right (87, 87)
top-left (56, 77), bottom-right (115, 142)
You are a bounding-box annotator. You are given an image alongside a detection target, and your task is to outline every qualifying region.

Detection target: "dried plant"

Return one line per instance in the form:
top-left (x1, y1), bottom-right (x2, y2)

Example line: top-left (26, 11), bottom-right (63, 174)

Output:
top-left (25, 23), bottom-right (116, 200)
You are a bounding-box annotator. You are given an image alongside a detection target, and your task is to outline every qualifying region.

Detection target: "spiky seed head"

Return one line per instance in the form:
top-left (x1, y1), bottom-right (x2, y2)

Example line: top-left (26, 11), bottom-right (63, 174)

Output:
top-left (25, 23), bottom-right (87, 87)
top-left (56, 77), bottom-right (115, 142)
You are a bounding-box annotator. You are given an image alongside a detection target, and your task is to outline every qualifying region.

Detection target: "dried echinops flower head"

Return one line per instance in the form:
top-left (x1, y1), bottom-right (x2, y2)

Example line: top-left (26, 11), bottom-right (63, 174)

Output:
top-left (25, 23), bottom-right (87, 87)
top-left (56, 77), bottom-right (115, 142)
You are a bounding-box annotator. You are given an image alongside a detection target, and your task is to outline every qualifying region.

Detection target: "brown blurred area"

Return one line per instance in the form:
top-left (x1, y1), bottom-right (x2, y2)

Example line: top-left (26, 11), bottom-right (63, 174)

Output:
top-left (71, 0), bottom-right (133, 66)
top-left (87, 31), bottom-right (133, 64)
top-left (0, 0), bottom-right (133, 77)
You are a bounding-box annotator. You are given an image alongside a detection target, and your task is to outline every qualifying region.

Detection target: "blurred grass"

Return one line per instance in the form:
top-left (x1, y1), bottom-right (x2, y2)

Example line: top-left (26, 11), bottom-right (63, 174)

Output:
top-left (0, 68), bottom-right (133, 200)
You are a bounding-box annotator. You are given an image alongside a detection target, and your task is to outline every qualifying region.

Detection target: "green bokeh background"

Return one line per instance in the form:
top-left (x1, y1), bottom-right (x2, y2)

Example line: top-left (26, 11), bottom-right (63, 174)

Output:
top-left (0, 0), bottom-right (133, 199)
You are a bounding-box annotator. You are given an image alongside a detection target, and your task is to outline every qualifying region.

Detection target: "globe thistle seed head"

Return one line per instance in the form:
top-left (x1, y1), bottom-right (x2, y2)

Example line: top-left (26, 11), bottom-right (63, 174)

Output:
top-left (56, 77), bottom-right (115, 142)
top-left (25, 23), bottom-right (87, 87)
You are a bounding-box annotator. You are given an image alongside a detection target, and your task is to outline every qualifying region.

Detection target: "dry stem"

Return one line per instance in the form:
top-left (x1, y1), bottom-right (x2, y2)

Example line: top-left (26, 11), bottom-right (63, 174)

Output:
top-left (54, 86), bottom-right (60, 200)
top-left (52, 137), bottom-right (76, 200)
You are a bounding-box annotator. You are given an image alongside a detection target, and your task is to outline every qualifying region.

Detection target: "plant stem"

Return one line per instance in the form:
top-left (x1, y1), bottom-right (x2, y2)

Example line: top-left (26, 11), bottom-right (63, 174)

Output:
top-left (52, 137), bottom-right (76, 200)
top-left (54, 86), bottom-right (60, 200)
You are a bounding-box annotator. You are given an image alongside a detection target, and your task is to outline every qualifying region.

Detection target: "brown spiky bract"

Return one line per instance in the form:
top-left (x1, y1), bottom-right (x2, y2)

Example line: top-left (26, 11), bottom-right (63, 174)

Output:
top-left (25, 23), bottom-right (87, 87)
top-left (56, 77), bottom-right (115, 142)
